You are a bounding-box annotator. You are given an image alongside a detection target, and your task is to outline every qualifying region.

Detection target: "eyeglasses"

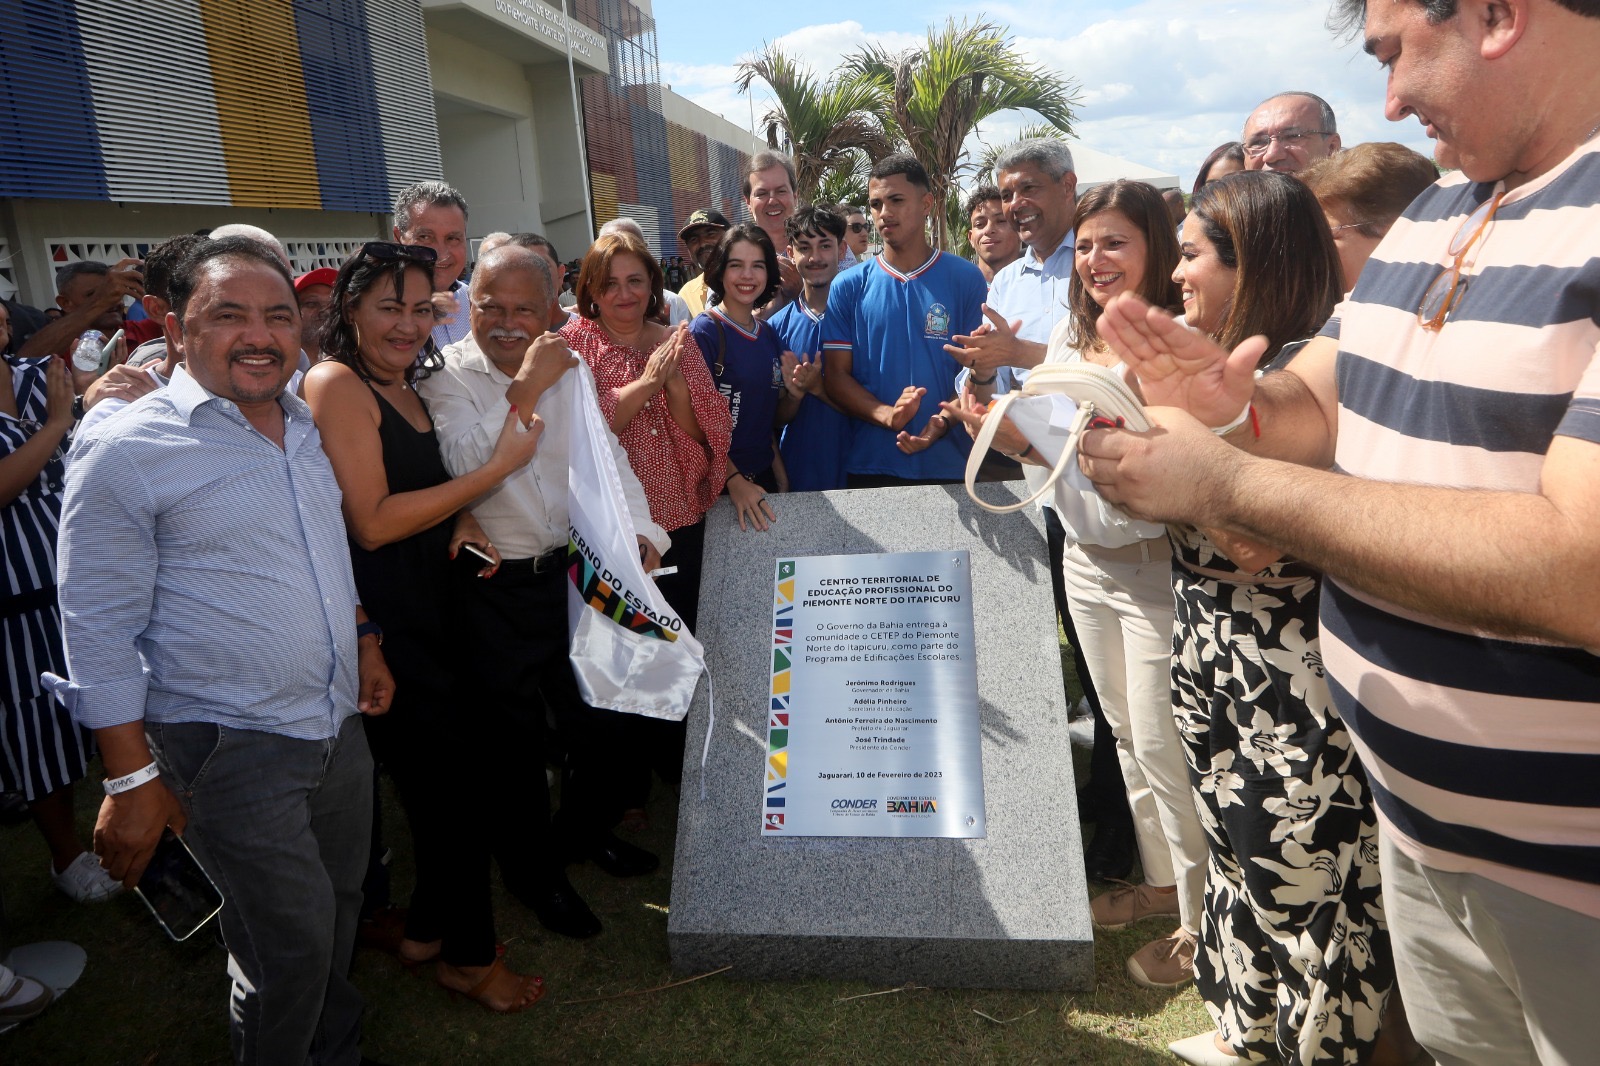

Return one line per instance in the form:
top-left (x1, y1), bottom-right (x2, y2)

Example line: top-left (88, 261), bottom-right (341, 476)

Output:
top-left (1417, 192), bottom-right (1504, 331)
top-left (1243, 129), bottom-right (1333, 156)
top-left (1329, 221), bottom-right (1377, 236)
top-left (847, 222), bottom-right (869, 233)
top-left (356, 241), bottom-right (437, 266)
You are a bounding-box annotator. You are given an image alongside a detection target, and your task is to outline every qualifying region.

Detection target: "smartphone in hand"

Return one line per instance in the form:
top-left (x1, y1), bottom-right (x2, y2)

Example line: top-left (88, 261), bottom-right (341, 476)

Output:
top-left (134, 828), bottom-right (225, 941)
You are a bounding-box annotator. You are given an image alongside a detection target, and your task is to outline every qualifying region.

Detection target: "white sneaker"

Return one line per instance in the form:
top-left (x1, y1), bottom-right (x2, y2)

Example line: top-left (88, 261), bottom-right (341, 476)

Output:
top-left (1168, 1032), bottom-right (1269, 1065)
top-left (50, 852), bottom-right (122, 903)
top-left (1068, 698), bottom-right (1095, 748)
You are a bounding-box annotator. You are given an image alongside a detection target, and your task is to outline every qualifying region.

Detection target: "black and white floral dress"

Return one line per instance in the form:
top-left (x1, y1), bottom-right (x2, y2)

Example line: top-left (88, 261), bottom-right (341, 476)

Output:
top-left (1169, 525), bottom-right (1392, 1065)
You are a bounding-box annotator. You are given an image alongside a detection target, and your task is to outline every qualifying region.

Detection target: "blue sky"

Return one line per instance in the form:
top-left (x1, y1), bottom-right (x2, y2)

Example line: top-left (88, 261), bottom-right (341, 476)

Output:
top-left (646, 1), bottom-right (1431, 190)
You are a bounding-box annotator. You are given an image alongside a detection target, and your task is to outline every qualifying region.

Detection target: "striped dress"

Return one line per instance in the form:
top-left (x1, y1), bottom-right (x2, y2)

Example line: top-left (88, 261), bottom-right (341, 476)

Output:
top-left (1326, 138), bottom-right (1600, 918)
top-left (0, 357), bottom-right (89, 800)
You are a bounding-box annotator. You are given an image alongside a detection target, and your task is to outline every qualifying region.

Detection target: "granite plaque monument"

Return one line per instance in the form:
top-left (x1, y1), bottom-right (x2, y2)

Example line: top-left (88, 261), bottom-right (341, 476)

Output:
top-left (668, 482), bottom-right (1093, 990)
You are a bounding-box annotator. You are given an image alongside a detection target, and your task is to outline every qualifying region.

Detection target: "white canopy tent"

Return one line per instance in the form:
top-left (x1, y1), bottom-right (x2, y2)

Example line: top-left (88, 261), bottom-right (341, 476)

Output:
top-left (1065, 142), bottom-right (1181, 192)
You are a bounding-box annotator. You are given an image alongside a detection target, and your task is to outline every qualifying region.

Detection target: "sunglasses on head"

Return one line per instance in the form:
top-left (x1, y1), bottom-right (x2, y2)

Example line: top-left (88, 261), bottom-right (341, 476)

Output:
top-left (356, 241), bottom-right (437, 266)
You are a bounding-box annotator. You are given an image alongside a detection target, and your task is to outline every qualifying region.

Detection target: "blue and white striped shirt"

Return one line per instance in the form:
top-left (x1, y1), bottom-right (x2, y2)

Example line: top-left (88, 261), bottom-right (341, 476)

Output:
top-left (49, 366), bottom-right (361, 739)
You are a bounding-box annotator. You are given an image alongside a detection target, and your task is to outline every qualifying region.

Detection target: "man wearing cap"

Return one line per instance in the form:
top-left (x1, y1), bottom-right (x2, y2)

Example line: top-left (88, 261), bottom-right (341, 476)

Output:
top-left (295, 267), bottom-right (337, 364)
top-left (676, 209), bottom-right (728, 316)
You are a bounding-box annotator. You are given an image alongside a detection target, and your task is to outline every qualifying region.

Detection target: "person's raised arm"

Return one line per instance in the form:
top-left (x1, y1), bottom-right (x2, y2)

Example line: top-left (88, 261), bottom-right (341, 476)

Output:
top-left (1097, 292), bottom-right (1339, 469)
top-left (944, 304), bottom-right (1046, 375)
top-left (0, 358), bottom-right (72, 505)
top-left (422, 334), bottom-right (569, 477)
top-left (305, 362), bottom-right (539, 550)
top-left (1079, 408), bottom-right (1600, 651)
top-left (18, 260), bottom-right (144, 361)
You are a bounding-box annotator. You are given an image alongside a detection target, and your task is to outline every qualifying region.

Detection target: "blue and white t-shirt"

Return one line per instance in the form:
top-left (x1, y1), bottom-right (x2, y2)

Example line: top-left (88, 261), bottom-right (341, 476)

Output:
top-left (822, 251), bottom-right (985, 480)
top-left (690, 307), bottom-right (784, 476)
top-left (769, 299), bottom-right (851, 491)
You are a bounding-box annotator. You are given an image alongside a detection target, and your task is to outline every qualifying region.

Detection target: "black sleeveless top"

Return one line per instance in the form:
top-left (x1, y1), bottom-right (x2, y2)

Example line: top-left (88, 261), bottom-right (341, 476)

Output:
top-left (347, 386), bottom-right (458, 698)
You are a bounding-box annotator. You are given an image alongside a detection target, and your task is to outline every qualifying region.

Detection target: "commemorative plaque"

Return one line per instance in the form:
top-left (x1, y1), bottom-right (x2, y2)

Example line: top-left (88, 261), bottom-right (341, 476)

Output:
top-left (761, 550), bottom-right (985, 838)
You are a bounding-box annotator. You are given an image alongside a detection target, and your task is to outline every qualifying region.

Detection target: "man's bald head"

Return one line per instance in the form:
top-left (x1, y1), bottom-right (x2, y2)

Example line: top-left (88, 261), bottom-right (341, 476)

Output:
top-left (209, 223), bottom-right (292, 268)
top-left (468, 246), bottom-right (554, 371)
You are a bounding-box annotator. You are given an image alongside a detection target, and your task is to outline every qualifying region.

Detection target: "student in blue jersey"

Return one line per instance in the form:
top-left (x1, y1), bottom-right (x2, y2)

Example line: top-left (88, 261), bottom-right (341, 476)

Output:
top-left (689, 224), bottom-right (815, 531)
top-left (822, 154), bottom-right (985, 488)
top-left (769, 206), bottom-right (853, 491)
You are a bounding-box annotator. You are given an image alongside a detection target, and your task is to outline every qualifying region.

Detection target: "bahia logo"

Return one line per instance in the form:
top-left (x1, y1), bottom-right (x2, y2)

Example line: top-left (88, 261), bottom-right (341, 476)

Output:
top-left (886, 797), bottom-right (938, 814)
top-left (831, 798), bottom-right (878, 810)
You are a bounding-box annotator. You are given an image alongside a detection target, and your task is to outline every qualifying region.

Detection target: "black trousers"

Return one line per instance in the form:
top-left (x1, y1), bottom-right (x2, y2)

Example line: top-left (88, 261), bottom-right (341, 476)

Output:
top-left (1045, 507), bottom-right (1132, 830)
top-left (461, 557), bottom-right (636, 890)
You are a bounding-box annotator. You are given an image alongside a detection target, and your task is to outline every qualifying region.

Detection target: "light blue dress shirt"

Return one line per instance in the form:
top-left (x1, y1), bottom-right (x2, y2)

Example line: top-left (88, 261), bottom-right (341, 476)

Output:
top-left (961, 232), bottom-right (1076, 396)
top-left (49, 366), bottom-right (361, 739)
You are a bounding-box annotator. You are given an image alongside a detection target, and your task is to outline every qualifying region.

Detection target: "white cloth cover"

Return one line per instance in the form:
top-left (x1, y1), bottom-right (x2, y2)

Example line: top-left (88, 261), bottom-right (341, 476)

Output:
top-left (565, 370), bottom-right (705, 720)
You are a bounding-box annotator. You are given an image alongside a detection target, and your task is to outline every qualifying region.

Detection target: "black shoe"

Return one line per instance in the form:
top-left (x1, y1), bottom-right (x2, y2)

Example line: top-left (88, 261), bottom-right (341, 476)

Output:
top-left (1084, 823), bottom-right (1136, 883)
top-left (583, 832), bottom-right (659, 878)
top-left (511, 874), bottom-right (603, 939)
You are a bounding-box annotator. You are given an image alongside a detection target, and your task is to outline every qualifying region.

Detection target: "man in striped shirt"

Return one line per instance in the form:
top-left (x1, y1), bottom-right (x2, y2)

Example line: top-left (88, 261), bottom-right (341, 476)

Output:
top-left (53, 236), bottom-right (395, 1065)
top-left (1077, 1), bottom-right (1600, 1061)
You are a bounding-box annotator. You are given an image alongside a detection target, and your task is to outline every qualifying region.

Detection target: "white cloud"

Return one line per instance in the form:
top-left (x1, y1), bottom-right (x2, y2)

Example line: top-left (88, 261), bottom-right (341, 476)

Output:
top-left (660, 3), bottom-right (1431, 190)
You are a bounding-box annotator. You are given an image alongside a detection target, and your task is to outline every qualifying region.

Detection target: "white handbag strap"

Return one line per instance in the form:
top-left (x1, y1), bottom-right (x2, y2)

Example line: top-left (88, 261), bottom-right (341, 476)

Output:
top-left (965, 397), bottom-right (1098, 515)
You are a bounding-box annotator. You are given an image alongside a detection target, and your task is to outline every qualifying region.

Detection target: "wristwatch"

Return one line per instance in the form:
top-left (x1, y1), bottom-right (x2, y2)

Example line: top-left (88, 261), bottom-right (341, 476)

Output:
top-left (71, 394), bottom-right (86, 421)
top-left (356, 621), bottom-right (383, 645)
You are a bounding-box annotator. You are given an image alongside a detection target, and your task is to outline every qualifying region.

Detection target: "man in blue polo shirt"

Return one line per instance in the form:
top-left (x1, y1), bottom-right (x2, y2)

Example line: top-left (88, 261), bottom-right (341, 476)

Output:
top-left (823, 154), bottom-right (985, 488)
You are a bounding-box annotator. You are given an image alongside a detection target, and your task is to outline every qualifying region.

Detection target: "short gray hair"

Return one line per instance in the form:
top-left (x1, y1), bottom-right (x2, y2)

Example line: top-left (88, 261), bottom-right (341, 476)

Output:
top-left (470, 245), bottom-right (552, 308)
top-left (598, 217), bottom-right (646, 240)
top-left (1251, 92), bottom-right (1339, 136)
top-left (209, 223), bottom-right (291, 268)
top-left (393, 180), bottom-right (469, 234)
top-left (993, 138), bottom-right (1076, 183)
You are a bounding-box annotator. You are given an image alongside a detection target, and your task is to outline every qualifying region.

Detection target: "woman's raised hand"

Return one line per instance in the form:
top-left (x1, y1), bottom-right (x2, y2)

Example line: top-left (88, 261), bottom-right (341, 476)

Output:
top-left (487, 403), bottom-right (544, 475)
top-left (641, 323), bottom-right (686, 389)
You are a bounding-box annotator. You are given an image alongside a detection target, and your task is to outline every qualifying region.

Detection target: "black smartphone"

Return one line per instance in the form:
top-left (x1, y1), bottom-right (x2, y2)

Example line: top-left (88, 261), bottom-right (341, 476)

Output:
top-left (134, 829), bottom-right (224, 942)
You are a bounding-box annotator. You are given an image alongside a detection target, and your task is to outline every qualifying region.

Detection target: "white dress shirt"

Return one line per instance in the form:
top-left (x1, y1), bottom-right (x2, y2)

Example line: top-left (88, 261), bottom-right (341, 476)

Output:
top-left (418, 332), bottom-right (669, 560)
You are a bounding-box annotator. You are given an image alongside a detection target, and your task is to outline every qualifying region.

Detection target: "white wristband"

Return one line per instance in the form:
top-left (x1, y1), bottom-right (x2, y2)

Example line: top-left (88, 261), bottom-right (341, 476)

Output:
top-left (104, 761), bottom-right (161, 796)
top-left (1210, 403), bottom-right (1251, 436)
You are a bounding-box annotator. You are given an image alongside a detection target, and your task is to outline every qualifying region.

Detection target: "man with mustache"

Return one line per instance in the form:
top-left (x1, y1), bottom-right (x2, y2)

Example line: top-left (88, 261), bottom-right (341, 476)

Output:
top-left (417, 246), bottom-right (668, 938)
top-left (54, 235), bottom-right (395, 1065)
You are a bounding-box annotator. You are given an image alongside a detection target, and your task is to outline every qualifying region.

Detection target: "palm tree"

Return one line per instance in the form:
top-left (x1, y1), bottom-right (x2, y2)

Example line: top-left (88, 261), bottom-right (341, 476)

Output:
top-left (735, 45), bottom-right (897, 205)
top-left (814, 149), bottom-right (871, 208)
top-left (843, 19), bottom-right (1080, 249)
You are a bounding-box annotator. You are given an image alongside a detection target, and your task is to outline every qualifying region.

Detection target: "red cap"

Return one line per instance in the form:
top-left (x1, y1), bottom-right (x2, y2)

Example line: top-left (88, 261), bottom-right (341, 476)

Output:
top-left (293, 267), bottom-right (338, 294)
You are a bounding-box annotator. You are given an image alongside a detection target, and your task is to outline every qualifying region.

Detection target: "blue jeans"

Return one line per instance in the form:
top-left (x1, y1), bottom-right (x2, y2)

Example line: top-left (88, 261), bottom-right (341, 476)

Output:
top-left (147, 715), bottom-right (372, 1066)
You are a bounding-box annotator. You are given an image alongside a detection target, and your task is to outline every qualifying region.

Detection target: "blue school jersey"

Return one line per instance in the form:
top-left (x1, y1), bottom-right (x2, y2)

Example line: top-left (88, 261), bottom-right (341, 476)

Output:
top-left (690, 307), bottom-right (784, 476)
top-left (822, 251), bottom-right (984, 480)
top-left (769, 299), bottom-right (851, 491)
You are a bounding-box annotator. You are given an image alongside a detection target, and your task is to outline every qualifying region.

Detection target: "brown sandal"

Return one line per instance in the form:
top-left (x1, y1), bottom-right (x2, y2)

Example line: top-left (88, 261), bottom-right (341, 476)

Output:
top-left (440, 958), bottom-right (546, 1014)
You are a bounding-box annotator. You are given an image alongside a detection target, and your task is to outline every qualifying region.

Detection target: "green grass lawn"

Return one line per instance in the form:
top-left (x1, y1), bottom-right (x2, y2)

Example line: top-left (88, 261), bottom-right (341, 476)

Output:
top-left (1, 644), bottom-right (1211, 1065)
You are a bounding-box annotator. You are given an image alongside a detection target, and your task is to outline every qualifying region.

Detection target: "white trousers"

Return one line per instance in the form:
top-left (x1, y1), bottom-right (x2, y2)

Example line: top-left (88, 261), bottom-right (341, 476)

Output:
top-left (1382, 835), bottom-right (1600, 1066)
top-left (1060, 538), bottom-right (1207, 932)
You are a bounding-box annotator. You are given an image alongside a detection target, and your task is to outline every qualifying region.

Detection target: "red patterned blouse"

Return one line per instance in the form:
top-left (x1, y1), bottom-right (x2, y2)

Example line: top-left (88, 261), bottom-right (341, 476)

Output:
top-left (561, 315), bottom-right (732, 532)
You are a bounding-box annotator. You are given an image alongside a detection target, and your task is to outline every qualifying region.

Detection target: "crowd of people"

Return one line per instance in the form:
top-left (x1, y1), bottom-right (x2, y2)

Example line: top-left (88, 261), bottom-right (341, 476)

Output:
top-left (0, 1), bottom-right (1595, 1064)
